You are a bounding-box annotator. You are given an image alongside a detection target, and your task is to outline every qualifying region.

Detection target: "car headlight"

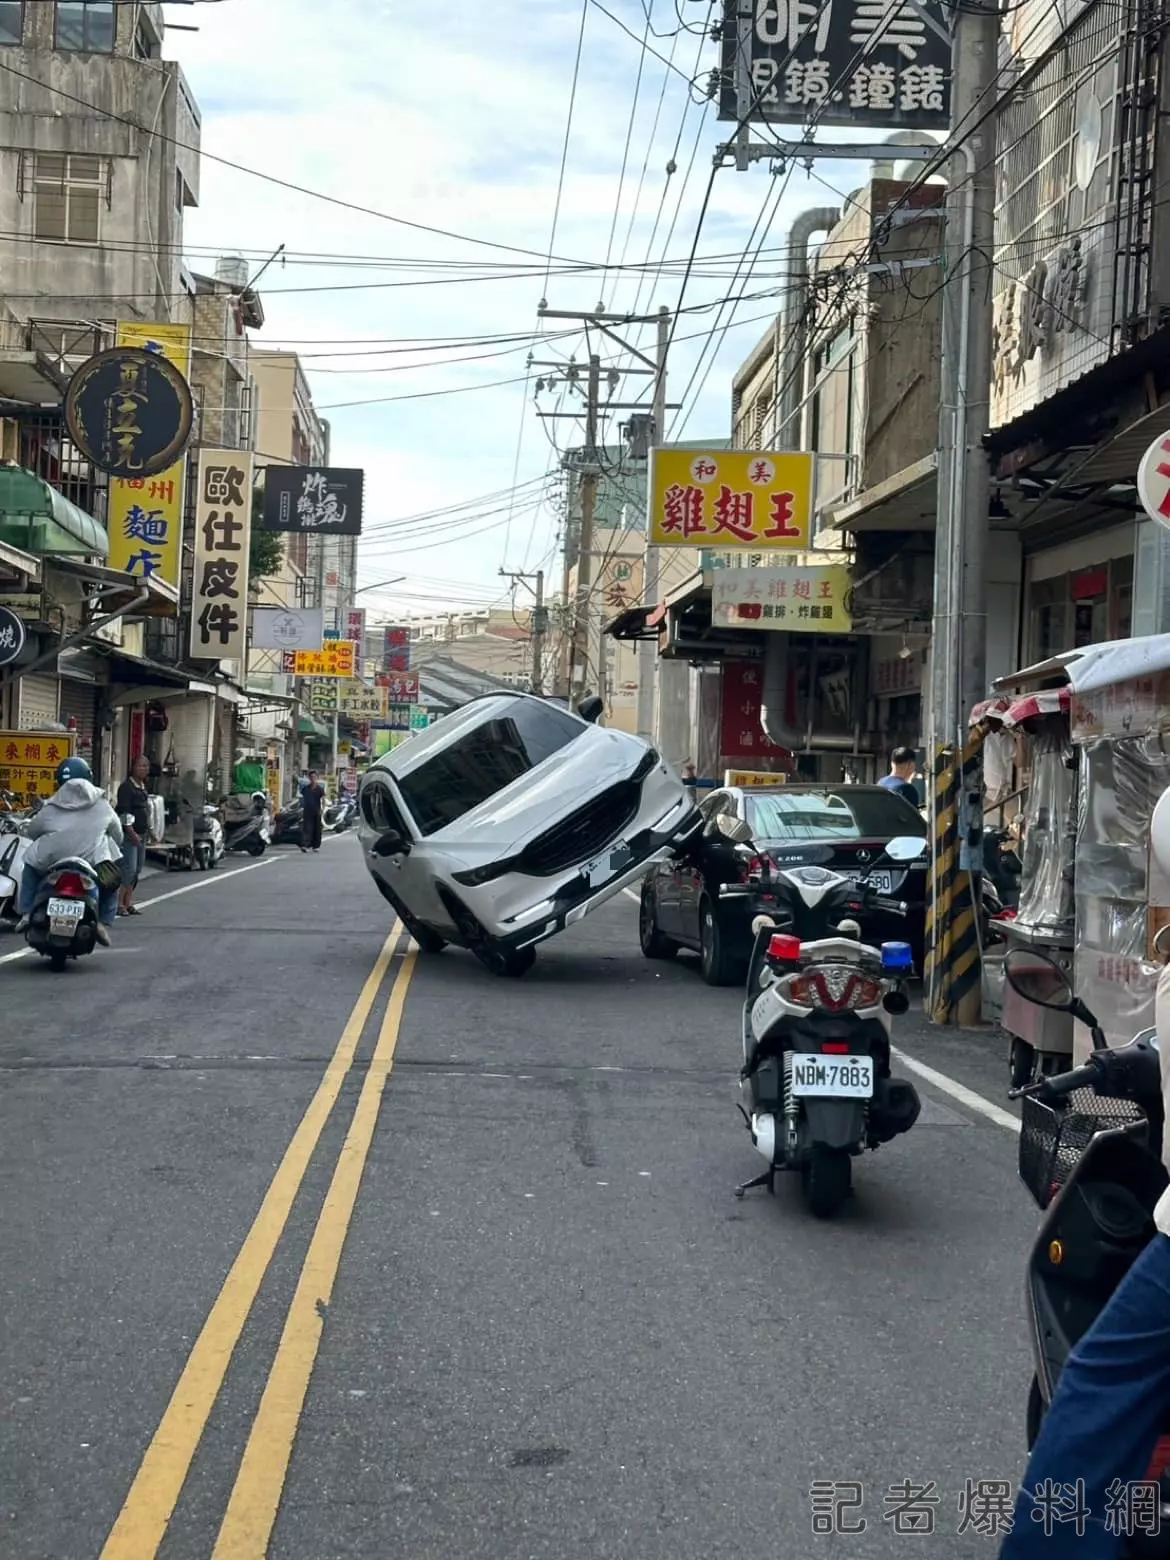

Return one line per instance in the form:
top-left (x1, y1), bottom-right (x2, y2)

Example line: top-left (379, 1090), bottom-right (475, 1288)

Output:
top-left (452, 855), bottom-right (521, 887)
top-left (631, 747), bottom-right (660, 782)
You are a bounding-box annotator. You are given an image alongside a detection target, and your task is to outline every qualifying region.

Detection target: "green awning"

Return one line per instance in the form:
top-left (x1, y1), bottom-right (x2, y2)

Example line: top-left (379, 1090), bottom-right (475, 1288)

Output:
top-left (0, 466), bottom-right (108, 559)
top-left (298, 713), bottom-right (331, 740)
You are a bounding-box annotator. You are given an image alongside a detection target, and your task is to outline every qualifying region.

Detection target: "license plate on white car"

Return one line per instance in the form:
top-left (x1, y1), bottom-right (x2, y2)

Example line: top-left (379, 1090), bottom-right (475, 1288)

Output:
top-left (790, 1053), bottom-right (874, 1098)
top-left (584, 840), bottom-right (634, 888)
top-left (47, 897), bottom-right (85, 935)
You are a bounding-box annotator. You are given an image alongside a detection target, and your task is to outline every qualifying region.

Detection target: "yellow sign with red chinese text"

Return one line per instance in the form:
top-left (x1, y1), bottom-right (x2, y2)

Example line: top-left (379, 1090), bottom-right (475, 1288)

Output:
top-left (107, 321), bottom-right (193, 600)
top-left (648, 448), bottom-right (813, 549)
top-left (712, 564), bottom-right (852, 633)
top-left (291, 641), bottom-right (358, 679)
top-left (724, 770), bottom-right (787, 788)
top-left (0, 730), bottom-right (76, 802)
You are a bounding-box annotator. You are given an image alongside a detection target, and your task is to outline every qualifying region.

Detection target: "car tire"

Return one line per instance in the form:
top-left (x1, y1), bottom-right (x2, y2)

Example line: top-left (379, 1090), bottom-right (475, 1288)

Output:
top-left (474, 943), bottom-right (536, 978)
top-left (699, 896), bottom-right (740, 987)
top-left (639, 883), bottom-right (677, 960)
top-left (373, 878), bottom-right (446, 953)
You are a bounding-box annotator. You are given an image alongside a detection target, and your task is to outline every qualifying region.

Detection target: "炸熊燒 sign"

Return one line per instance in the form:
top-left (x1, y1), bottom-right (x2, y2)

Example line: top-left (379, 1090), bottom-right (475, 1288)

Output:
top-left (260, 468), bottom-right (364, 535)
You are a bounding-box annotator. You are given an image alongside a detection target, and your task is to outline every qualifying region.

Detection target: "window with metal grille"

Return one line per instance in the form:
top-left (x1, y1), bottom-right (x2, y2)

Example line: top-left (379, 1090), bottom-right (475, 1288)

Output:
top-left (56, 1), bottom-right (114, 52)
top-left (29, 153), bottom-right (109, 244)
top-left (0, 3), bottom-right (23, 46)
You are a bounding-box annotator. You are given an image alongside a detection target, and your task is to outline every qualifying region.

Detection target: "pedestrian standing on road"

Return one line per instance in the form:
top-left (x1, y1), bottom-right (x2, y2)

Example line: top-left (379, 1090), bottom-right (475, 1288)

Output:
top-left (877, 747), bottom-right (920, 808)
top-left (301, 770), bottom-right (325, 853)
top-left (116, 753), bottom-right (151, 917)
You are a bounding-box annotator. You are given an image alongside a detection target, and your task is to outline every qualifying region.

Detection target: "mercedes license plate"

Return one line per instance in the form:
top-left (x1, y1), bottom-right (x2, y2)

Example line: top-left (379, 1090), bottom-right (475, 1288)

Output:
top-left (585, 840), bottom-right (633, 889)
top-left (47, 897), bottom-right (84, 936)
top-left (790, 1053), bottom-right (874, 1099)
top-left (845, 870), bottom-right (894, 894)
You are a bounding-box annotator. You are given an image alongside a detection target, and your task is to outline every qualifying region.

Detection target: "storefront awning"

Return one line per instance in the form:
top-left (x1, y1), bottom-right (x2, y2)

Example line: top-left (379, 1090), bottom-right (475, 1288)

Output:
top-left (603, 602), bottom-right (666, 641)
top-left (822, 453), bottom-right (938, 534)
top-left (299, 713), bottom-right (331, 740)
top-left (48, 556), bottom-right (178, 618)
top-left (0, 467), bottom-right (108, 559)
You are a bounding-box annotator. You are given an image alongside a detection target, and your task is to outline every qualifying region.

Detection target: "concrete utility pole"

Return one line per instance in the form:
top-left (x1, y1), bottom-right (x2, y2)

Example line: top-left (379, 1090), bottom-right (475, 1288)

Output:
top-left (498, 566), bottom-right (547, 692)
top-left (637, 307), bottom-right (670, 743)
top-left (570, 354), bottom-right (602, 697)
top-left (925, 0), bottom-right (1000, 1026)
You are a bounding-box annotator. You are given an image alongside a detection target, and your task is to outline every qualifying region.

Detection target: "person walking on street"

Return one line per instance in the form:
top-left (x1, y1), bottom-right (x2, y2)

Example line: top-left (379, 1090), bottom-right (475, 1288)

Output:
top-left (301, 770), bottom-right (326, 853)
top-left (878, 747), bottom-right (921, 808)
top-left (116, 753), bottom-right (151, 917)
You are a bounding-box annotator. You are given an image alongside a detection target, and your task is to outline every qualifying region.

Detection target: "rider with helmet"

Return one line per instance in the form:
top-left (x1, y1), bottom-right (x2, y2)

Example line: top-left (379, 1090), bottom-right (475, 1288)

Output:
top-left (15, 756), bottom-right (123, 945)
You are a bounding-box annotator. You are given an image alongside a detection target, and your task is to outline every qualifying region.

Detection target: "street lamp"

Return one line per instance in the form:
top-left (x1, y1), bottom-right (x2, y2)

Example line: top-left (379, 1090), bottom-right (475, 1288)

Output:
top-left (354, 577), bottom-right (406, 595)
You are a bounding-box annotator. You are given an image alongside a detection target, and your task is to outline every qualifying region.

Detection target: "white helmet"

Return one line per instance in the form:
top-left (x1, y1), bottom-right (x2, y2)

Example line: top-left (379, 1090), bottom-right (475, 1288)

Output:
top-left (1152, 785), bottom-right (1170, 880)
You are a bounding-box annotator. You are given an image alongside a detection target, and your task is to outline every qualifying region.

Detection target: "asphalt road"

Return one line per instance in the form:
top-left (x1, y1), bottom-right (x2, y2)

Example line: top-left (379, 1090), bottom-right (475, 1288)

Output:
top-left (0, 837), bottom-right (1038, 1560)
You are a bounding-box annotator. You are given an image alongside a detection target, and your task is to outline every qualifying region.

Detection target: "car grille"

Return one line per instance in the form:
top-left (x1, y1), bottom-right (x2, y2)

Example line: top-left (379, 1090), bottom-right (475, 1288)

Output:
top-left (520, 781), bottom-right (641, 876)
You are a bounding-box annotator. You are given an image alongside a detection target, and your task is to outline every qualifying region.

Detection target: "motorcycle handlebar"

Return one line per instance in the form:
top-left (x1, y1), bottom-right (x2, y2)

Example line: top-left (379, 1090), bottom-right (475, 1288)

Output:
top-left (1011, 1058), bottom-right (1101, 1102)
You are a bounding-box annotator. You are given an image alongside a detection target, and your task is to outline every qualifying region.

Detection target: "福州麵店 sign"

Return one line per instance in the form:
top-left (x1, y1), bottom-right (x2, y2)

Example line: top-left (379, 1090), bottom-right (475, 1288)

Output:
top-left (0, 730), bottom-right (76, 801)
top-left (284, 640), bottom-right (358, 679)
top-left (716, 0), bottom-right (952, 132)
top-left (105, 321), bottom-right (193, 598)
top-left (712, 565), bottom-right (852, 633)
top-left (65, 344), bottom-right (194, 480)
top-left (649, 449), bottom-right (813, 549)
top-left (189, 450), bottom-right (254, 661)
top-left (260, 467), bottom-right (364, 535)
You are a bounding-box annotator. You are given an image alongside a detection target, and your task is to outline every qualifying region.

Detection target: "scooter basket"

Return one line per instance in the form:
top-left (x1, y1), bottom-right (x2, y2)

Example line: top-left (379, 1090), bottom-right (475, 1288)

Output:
top-left (1019, 1089), bottom-right (1147, 1210)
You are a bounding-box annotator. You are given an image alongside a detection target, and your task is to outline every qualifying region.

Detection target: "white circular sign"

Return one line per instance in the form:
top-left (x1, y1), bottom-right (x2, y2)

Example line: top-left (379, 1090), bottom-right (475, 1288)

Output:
top-left (689, 455), bottom-right (720, 485)
top-left (1137, 429), bottom-right (1170, 529)
top-left (745, 456), bottom-right (776, 485)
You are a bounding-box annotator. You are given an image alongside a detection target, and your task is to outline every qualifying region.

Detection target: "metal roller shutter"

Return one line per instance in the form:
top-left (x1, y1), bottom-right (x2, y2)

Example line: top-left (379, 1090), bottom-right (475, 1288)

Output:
top-left (17, 673), bottom-right (59, 730)
top-left (58, 676), bottom-right (97, 756)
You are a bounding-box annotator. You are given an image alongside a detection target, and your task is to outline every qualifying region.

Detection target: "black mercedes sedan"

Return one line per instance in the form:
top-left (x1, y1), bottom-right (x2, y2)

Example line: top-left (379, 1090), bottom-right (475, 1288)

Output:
top-left (638, 784), bottom-right (929, 985)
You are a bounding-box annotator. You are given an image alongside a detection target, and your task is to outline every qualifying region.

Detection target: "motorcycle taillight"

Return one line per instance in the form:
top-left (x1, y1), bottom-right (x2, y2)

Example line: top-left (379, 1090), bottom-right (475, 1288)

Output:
top-left (785, 968), bottom-right (881, 1012)
top-left (51, 873), bottom-right (87, 897)
top-left (1146, 1434), bottom-right (1170, 1480)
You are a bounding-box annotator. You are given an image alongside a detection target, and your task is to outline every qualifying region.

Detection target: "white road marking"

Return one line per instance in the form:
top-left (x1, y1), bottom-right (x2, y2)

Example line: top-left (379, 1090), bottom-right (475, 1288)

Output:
top-left (890, 1046), bottom-right (1021, 1134)
top-left (0, 856), bottom-right (282, 968)
top-left (622, 888), bottom-right (640, 904)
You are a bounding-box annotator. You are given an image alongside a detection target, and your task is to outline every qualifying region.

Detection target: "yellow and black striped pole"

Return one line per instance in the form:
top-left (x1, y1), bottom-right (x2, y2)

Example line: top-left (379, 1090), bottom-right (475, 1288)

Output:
top-left (925, 732), bottom-right (986, 1026)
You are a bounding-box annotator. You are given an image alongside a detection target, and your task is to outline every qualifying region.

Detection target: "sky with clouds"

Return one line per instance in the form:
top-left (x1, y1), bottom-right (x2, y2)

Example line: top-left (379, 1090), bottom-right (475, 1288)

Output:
top-left (170, 0), bottom-right (873, 617)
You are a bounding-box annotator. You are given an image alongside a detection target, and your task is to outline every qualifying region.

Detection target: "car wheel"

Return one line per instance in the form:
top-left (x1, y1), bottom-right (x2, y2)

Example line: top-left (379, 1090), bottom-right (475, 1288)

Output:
top-left (474, 943), bottom-right (536, 978)
top-left (373, 878), bottom-right (446, 953)
top-left (639, 882), bottom-right (677, 960)
top-left (699, 897), bottom-right (740, 987)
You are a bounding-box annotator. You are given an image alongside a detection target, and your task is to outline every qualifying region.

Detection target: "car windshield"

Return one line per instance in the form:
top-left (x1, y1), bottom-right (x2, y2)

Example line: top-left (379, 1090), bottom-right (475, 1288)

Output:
top-left (745, 789), bottom-right (926, 841)
top-left (396, 698), bottom-right (584, 837)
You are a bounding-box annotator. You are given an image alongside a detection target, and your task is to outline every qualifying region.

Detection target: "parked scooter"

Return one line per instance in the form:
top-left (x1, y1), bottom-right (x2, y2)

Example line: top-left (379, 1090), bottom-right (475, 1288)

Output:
top-left (1005, 945), bottom-right (1170, 1550)
top-left (193, 804), bottom-right (226, 870)
top-left (272, 797), bottom-right (304, 847)
top-left (0, 807), bottom-right (31, 930)
top-left (737, 834), bottom-right (926, 1217)
top-left (323, 794), bottom-right (356, 833)
top-left (220, 792), bottom-right (271, 857)
top-left (25, 857), bottom-right (103, 970)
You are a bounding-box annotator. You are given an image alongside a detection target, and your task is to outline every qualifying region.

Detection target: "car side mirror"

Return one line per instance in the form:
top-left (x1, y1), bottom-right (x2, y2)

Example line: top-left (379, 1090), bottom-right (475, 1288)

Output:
top-left (373, 829), bottom-right (410, 858)
top-left (715, 813), bottom-right (753, 845)
top-left (577, 695), bottom-right (605, 725)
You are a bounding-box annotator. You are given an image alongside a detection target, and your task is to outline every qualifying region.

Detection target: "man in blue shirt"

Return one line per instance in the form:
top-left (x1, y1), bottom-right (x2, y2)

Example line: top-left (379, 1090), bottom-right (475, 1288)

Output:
top-left (878, 747), bottom-right (920, 807)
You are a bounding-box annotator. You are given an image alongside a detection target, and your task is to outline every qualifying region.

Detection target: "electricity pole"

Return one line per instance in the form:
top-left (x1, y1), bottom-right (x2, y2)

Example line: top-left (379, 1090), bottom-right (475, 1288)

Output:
top-left (637, 306), bottom-right (670, 743)
top-left (571, 354), bottom-right (601, 698)
top-left (925, 0), bottom-right (1000, 1025)
top-left (499, 566), bottom-right (547, 693)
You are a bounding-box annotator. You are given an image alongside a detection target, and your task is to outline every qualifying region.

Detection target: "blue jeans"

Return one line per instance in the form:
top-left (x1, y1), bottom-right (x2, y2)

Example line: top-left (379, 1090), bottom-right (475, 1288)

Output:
top-left (1001, 1232), bottom-right (1170, 1557)
top-left (19, 864), bottom-right (118, 927)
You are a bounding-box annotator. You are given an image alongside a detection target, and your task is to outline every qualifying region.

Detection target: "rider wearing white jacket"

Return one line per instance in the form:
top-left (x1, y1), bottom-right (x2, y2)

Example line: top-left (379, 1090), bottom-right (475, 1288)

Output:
top-left (17, 758), bottom-right (123, 945)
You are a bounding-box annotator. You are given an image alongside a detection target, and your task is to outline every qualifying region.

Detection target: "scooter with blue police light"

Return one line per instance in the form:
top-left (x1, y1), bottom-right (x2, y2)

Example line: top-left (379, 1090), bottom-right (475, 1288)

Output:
top-left (736, 836), bottom-right (926, 1218)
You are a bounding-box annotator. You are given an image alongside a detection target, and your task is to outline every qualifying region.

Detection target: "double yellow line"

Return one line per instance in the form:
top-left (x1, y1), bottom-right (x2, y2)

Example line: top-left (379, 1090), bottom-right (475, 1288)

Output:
top-left (101, 923), bottom-right (418, 1560)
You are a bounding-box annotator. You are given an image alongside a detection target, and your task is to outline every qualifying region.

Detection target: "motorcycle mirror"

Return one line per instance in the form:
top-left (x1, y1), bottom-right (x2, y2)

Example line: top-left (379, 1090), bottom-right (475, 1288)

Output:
top-left (883, 990), bottom-right (910, 1015)
top-left (1155, 923), bottom-right (1170, 960)
top-left (1003, 948), bottom-right (1077, 1013)
top-left (715, 814), bottom-right (753, 846)
top-left (885, 836), bottom-right (928, 863)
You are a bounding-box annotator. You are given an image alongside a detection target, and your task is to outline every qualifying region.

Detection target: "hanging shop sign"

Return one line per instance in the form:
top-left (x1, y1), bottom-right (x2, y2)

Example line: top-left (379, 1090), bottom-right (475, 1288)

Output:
top-left (1137, 429), bottom-right (1170, 529)
top-left (725, 769), bottom-right (787, 788)
top-left (260, 467), bottom-right (364, 535)
top-left (409, 705), bottom-right (434, 731)
top-left (282, 640), bottom-right (358, 679)
top-left (251, 607), bottom-right (325, 652)
top-left (264, 756), bottom-right (282, 811)
top-left (719, 661), bottom-right (793, 764)
top-left (105, 321), bottom-right (193, 596)
top-left (382, 670), bottom-right (420, 703)
top-left (717, 0), bottom-right (952, 132)
top-left (189, 449), bottom-right (254, 661)
top-left (649, 449), bottom-right (813, 550)
top-left (345, 607), bottom-right (367, 663)
top-left (383, 704), bottom-right (413, 733)
top-left (310, 680), bottom-right (388, 719)
top-left (0, 604), bottom-right (27, 667)
top-left (64, 345), bottom-right (194, 480)
top-left (712, 565), bottom-right (852, 633)
top-left (381, 625), bottom-right (411, 672)
top-left (0, 730), bottom-right (75, 800)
